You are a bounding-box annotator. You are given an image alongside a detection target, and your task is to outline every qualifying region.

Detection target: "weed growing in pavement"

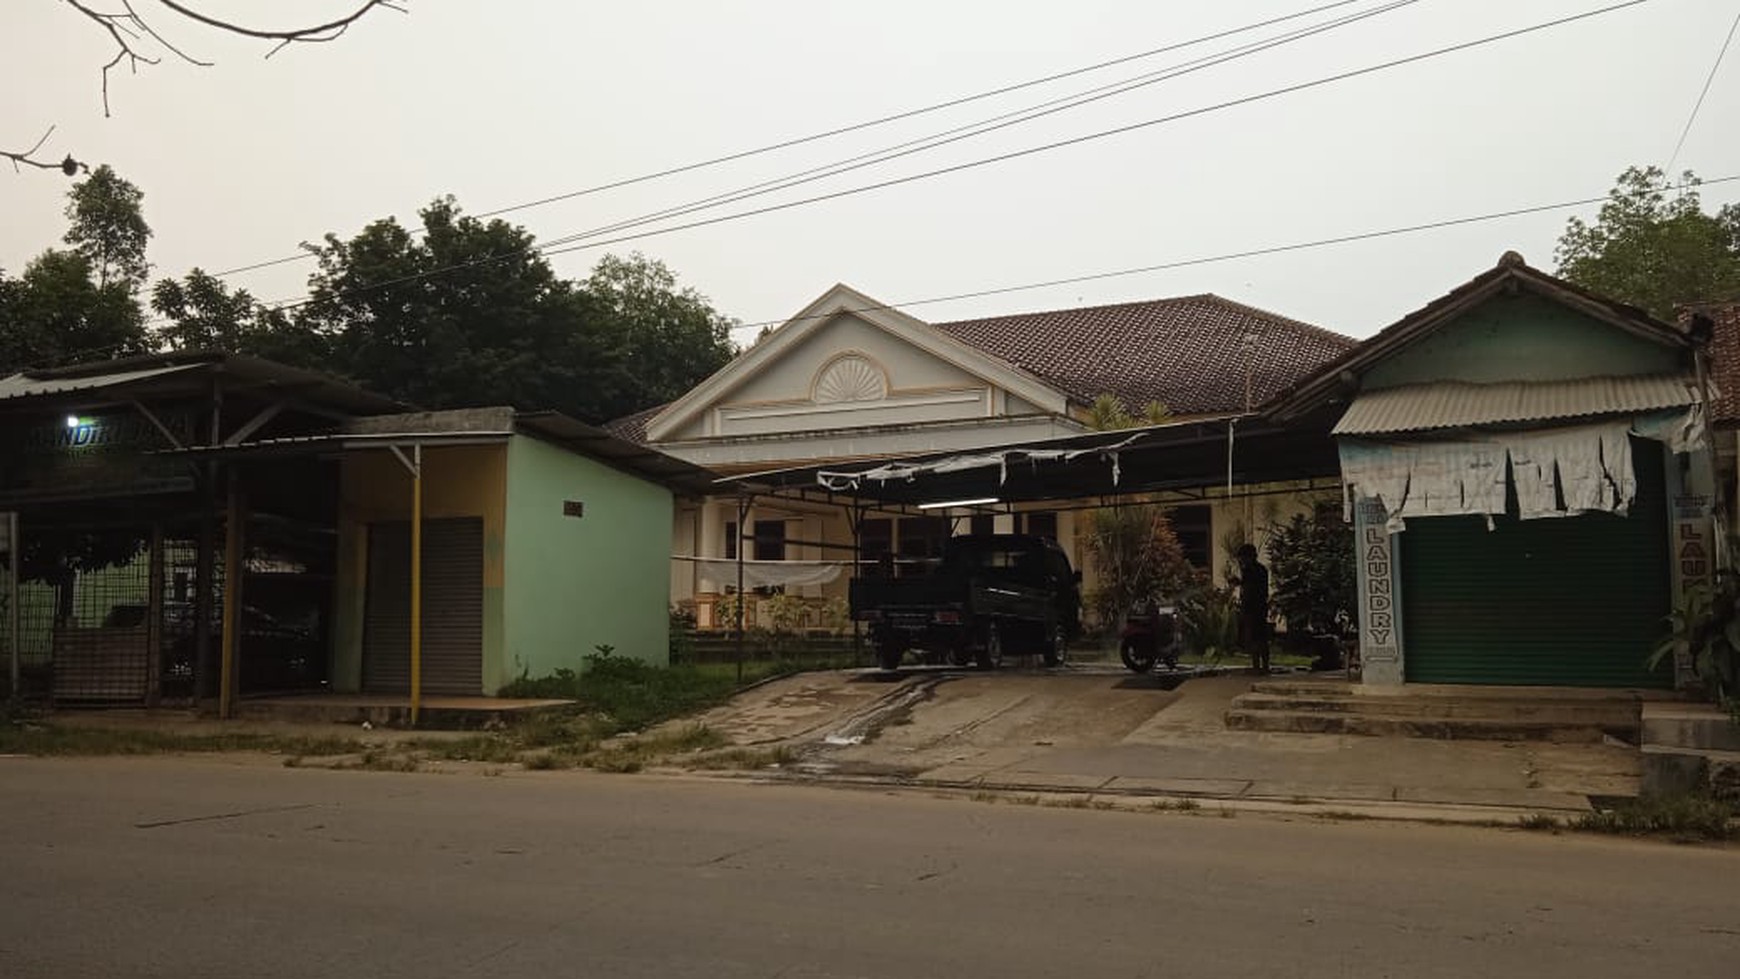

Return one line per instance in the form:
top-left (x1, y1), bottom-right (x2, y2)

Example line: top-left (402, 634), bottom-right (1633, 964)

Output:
top-left (522, 752), bottom-right (562, 771)
top-left (1218, 806), bottom-right (1237, 818)
top-left (1008, 795), bottom-right (1041, 806)
top-left (1517, 813), bottom-right (1561, 831)
top-left (1174, 797), bottom-right (1201, 812)
top-left (1573, 796), bottom-right (1735, 841)
top-left (969, 790), bottom-right (1000, 804)
top-left (685, 745), bottom-right (795, 771)
top-left (1090, 799), bottom-right (1117, 811)
top-left (1041, 795), bottom-right (1095, 809)
top-left (1316, 810), bottom-right (1375, 822)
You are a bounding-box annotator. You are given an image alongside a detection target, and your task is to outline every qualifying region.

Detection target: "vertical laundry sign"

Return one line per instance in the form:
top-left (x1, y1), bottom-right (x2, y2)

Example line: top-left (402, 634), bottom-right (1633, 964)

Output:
top-left (1357, 498), bottom-right (1399, 665)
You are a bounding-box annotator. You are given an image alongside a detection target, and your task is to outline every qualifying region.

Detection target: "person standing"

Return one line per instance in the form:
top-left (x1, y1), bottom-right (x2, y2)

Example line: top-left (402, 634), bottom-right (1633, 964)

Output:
top-left (1235, 543), bottom-right (1270, 673)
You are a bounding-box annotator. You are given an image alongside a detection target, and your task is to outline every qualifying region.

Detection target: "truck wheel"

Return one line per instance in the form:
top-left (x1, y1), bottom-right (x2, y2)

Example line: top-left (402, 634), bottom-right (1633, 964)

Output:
top-left (1120, 638), bottom-right (1158, 674)
top-left (877, 643), bottom-right (904, 672)
top-left (1042, 625), bottom-right (1067, 668)
top-left (975, 623), bottom-right (1004, 670)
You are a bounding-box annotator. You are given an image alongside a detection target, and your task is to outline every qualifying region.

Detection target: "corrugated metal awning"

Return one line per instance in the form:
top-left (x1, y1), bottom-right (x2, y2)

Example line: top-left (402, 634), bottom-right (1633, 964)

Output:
top-left (1333, 374), bottom-right (1702, 435)
top-left (0, 363), bottom-right (203, 402)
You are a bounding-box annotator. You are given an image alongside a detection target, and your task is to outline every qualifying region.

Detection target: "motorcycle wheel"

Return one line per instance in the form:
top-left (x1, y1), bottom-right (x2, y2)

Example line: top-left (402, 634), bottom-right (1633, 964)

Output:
top-left (975, 622), bottom-right (1004, 670)
top-left (1120, 638), bottom-right (1158, 674)
top-left (1041, 624), bottom-right (1067, 668)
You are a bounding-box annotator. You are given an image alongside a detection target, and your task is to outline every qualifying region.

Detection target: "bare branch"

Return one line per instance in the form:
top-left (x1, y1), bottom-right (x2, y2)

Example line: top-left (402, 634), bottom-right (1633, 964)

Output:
top-left (2, 127), bottom-right (88, 176)
top-left (122, 1), bottom-right (214, 67)
top-left (152, 1), bottom-right (404, 44)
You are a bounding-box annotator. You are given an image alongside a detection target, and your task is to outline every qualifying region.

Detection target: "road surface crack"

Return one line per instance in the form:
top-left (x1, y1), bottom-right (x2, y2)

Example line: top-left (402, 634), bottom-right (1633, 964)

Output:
top-left (134, 803), bottom-right (318, 829)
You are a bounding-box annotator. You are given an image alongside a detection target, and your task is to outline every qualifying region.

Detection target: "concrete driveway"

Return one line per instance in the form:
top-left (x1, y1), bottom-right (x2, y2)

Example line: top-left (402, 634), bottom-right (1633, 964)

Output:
top-left (681, 667), bottom-right (1641, 815)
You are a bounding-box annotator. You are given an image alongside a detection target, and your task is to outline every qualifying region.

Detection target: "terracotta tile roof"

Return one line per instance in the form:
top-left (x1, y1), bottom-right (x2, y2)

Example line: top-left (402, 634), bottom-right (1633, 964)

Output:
top-left (1691, 302), bottom-right (1740, 424)
top-left (933, 295), bottom-right (1356, 417)
top-left (603, 402), bottom-right (666, 444)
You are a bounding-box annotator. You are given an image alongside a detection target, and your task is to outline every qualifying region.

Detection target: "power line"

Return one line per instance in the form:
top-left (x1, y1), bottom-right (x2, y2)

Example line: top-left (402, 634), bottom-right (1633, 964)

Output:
top-left (249, 0), bottom-right (1654, 317)
top-left (1665, 6), bottom-right (1740, 175)
top-left (722, 173), bottom-right (1740, 333)
top-left (209, 0), bottom-right (1372, 277)
top-left (540, 0), bottom-right (1422, 252)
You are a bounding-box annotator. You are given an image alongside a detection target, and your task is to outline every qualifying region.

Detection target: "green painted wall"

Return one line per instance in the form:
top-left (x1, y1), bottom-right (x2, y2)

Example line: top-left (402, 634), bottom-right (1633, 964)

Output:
top-left (501, 435), bottom-right (672, 690)
top-left (1364, 294), bottom-right (1685, 389)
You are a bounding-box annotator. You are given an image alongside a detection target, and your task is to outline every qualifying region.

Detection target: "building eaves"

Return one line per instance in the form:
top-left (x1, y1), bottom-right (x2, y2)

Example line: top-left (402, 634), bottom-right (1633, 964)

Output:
top-left (1332, 375), bottom-right (1703, 436)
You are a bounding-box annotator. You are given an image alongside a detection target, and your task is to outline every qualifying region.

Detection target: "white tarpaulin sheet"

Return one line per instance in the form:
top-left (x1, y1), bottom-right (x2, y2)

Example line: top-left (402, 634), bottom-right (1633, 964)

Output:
top-left (674, 556), bottom-right (845, 589)
top-left (1338, 410), bottom-right (1701, 531)
top-left (815, 433), bottom-right (1146, 493)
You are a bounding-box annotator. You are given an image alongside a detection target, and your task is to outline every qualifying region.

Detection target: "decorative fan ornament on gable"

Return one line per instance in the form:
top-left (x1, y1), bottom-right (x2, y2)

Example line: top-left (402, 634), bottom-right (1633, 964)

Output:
top-left (812, 355), bottom-right (889, 403)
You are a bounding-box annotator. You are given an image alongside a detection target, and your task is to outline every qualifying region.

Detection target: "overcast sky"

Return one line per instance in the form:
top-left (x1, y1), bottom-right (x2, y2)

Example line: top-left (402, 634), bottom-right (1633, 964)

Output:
top-left (3, 0), bottom-right (1737, 343)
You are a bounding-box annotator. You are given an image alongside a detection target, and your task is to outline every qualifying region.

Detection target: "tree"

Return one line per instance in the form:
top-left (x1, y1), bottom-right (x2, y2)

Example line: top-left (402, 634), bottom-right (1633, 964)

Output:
top-left (302, 197), bottom-right (613, 415)
top-left (65, 165), bottom-right (151, 289)
top-left (583, 253), bottom-right (738, 412)
top-left (151, 269), bottom-right (327, 364)
top-left (1080, 394), bottom-right (1198, 631)
top-left (300, 200), bottom-right (737, 421)
top-left (0, 250), bottom-right (147, 372)
top-left (1555, 166), bottom-right (1740, 319)
top-left (0, 166), bottom-right (153, 371)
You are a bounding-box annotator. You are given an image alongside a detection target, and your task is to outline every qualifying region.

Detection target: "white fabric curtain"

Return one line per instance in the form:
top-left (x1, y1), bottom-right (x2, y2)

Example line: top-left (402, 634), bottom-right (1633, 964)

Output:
top-left (674, 556), bottom-right (845, 589)
top-left (1339, 416), bottom-right (1648, 532)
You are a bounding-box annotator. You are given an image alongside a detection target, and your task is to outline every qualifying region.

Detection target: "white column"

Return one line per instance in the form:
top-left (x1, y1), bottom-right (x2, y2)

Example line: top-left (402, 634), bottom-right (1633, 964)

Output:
top-left (698, 497), bottom-right (725, 594)
top-left (1354, 497), bottom-right (1402, 686)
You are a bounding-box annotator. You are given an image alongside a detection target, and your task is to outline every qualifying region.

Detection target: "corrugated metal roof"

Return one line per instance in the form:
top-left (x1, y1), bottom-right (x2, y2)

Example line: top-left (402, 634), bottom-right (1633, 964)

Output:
top-left (0, 363), bottom-right (203, 402)
top-left (1333, 374), bottom-right (1702, 435)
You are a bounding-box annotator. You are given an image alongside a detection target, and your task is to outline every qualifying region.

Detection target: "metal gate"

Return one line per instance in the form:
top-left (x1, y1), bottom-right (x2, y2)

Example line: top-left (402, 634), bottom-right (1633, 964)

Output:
top-left (362, 517), bottom-right (484, 696)
top-left (1400, 440), bottom-right (1673, 688)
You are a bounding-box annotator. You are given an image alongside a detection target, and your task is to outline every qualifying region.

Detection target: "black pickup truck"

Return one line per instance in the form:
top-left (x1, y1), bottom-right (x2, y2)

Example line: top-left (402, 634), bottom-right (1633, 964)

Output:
top-left (850, 534), bottom-right (1082, 671)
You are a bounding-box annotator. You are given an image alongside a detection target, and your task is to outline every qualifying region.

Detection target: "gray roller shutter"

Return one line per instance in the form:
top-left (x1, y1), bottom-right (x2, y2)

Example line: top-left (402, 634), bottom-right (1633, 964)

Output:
top-left (362, 517), bottom-right (484, 695)
top-left (1400, 439), bottom-right (1672, 688)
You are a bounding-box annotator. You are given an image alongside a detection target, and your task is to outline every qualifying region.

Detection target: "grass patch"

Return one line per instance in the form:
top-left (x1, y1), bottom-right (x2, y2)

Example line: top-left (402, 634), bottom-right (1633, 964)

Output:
top-left (1317, 810), bottom-right (1375, 822)
top-left (969, 790), bottom-right (1000, 804)
top-left (1517, 813), bottom-right (1561, 831)
top-left (685, 744), bottom-right (796, 771)
top-left (1008, 794), bottom-right (1041, 806)
top-left (0, 723), bottom-right (363, 758)
top-left (1572, 796), bottom-right (1735, 841)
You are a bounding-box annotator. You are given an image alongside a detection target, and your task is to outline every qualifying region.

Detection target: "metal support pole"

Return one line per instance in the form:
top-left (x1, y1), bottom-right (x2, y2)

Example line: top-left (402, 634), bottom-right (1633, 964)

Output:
top-left (7, 511), bottom-right (19, 700)
top-left (219, 476), bottom-right (243, 720)
top-left (735, 494), bottom-right (750, 685)
top-left (145, 524), bottom-right (164, 709)
top-left (410, 444), bottom-right (423, 727)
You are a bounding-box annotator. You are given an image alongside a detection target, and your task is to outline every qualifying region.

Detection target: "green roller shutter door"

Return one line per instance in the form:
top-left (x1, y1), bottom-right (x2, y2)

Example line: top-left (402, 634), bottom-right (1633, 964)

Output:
top-left (1400, 440), bottom-right (1672, 688)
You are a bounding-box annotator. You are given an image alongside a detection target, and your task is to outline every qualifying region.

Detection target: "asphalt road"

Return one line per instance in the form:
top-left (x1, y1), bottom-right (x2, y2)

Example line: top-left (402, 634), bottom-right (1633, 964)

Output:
top-left (1, 759), bottom-right (1735, 979)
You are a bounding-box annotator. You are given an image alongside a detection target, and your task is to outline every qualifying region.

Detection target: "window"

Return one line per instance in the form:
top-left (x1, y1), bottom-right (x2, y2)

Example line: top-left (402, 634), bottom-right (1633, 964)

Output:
top-left (1171, 505), bottom-right (1212, 570)
top-left (752, 520), bottom-right (787, 562)
top-left (860, 518), bottom-right (893, 576)
top-left (897, 516), bottom-right (950, 577)
top-left (1022, 511), bottom-right (1058, 541)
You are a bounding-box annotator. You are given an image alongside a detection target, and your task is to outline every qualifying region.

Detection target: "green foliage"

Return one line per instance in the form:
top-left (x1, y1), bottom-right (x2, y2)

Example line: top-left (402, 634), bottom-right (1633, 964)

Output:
top-left (1178, 586), bottom-right (1240, 659)
top-left (1651, 565), bottom-right (1740, 706)
top-left (0, 250), bottom-right (148, 371)
top-left (64, 165), bottom-right (151, 290)
top-left (1082, 392), bottom-right (1194, 630)
top-left (1573, 796), bottom-right (1735, 841)
top-left (498, 650), bottom-right (753, 735)
top-left (584, 252), bottom-right (738, 409)
top-left (1083, 505), bottom-right (1200, 631)
top-left (1555, 166), bottom-right (1740, 319)
top-left (1264, 508), bottom-right (1356, 638)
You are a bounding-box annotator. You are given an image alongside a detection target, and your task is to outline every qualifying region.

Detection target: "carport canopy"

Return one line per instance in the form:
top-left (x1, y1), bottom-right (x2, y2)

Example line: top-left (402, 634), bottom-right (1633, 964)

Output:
top-left (721, 410), bottom-right (1343, 509)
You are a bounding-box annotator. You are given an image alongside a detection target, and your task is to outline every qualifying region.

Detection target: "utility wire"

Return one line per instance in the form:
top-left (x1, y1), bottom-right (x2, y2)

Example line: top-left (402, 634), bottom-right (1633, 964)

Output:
top-left (269, 0), bottom-right (1647, 312)
top-left (209, 0), bottom-right (1371, 277)
top-left (722, 173), bottom-right (1740, 333)
top-left (540, 0), bottom-right (1421, 252)
top-left (1665, 5), bottom-right (1740, 176)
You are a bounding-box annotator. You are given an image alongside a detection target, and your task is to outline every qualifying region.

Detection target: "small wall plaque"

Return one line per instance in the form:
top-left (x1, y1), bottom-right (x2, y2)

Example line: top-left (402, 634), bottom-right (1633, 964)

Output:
top-left (563, 500), bottom-right (585, 519)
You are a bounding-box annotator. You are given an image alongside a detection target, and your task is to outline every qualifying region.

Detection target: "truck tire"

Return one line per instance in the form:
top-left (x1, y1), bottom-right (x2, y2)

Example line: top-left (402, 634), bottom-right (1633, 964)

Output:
top-left (1042, 624), bottom-right (1067, 668)
top-left (975, 623), bottom-right (1004, 670)
top-left (877, 643), bottom-right (904, 672)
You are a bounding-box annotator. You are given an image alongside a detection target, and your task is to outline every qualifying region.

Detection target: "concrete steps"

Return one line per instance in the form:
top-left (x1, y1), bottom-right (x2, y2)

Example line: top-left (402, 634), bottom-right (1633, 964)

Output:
top-left (1225, 681), bottom-right (1641, 742)
top-left (1638, 703), bottom-right (1740, 800)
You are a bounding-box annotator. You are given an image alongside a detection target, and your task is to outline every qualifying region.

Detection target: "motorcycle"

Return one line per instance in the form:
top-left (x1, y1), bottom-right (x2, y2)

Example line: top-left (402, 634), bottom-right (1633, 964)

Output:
top-left (1119, 602), bottom-right (1183, 673)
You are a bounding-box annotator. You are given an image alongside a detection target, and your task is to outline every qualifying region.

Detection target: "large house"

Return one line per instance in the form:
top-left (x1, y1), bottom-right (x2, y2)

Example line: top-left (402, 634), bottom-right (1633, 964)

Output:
top-left (608, 283), bottom-right (1356, 628)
